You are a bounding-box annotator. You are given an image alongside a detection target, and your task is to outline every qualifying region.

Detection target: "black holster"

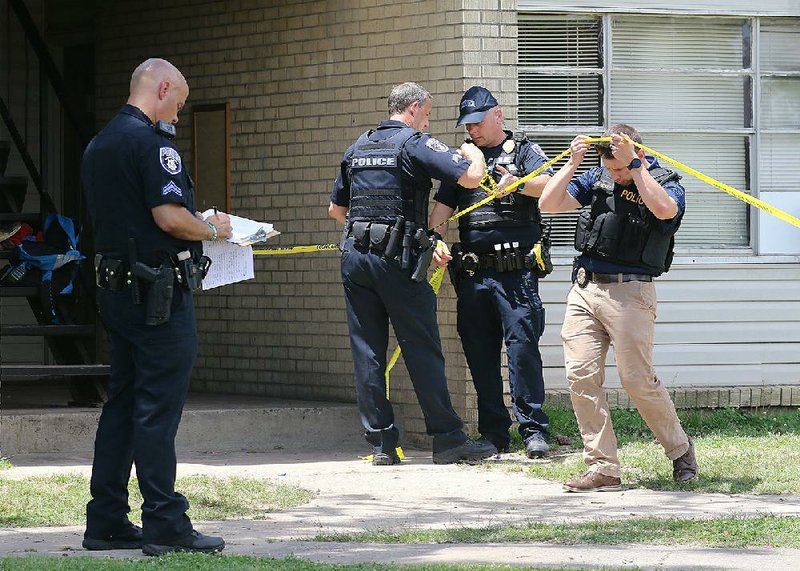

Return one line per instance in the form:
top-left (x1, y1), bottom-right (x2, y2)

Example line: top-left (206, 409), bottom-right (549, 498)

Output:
top-left (132, 261), bottom-right (174, 326)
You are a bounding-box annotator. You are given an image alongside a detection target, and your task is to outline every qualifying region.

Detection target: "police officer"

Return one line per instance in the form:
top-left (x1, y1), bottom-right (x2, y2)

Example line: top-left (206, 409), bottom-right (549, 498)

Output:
top-left (429, 86), bottom-right (553, 458)
top-left (81, 58), bottom-right (231, 554)
top-left (539, 124), bottom-right (699, 492)
top-left (328, 82), bottom-right (497, 465)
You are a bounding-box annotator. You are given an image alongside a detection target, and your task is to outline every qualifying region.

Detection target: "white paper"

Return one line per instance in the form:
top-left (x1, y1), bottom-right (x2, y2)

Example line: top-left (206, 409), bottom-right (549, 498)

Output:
top-left (201, 241), bottom-right (254, 290)
top-left (201, 209), bottom-right (280, 246)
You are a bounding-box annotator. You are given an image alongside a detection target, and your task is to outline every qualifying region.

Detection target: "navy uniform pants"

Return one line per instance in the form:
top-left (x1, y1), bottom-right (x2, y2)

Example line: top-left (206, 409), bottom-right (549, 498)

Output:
top-left (85, 285), bottom-right (197, 543)
top-left (456, 267), bottom-right (549, 449)
top-left (340, 237), bottom-right (467, 453)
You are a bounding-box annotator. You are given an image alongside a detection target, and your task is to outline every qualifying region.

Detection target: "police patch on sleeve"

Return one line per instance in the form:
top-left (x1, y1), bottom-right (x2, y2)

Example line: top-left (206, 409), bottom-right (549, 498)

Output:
top-left (161, 181), bottom-right (183, 197)
top-left (530, 143), bottom-right (546, 158)
top-left (159, 147), bottom-right (182, 175)
top-left (425, 137), bottom-right (449, 153)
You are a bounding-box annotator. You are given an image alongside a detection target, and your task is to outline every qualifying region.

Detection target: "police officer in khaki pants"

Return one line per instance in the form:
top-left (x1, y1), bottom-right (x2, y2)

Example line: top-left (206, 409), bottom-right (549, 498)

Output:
top-left (539, 124), bottom-right (699, 492)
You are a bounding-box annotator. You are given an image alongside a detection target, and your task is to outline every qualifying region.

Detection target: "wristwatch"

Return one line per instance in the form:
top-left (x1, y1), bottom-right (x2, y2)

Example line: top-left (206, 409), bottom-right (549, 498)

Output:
top-left (627, 157), bottom-right (642, 170)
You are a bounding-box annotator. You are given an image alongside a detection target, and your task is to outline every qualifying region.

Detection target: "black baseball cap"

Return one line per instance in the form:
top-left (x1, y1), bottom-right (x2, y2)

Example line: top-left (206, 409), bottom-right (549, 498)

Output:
top-left (456, 86), bottom-right (499, 127)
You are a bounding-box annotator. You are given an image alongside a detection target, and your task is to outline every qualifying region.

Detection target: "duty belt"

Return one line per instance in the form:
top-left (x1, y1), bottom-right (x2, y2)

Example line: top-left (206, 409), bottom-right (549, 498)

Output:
top-left (94, 251), bottom-right (210, 292)
top-left (573, 266), bottom-right (653, 288)
top-left (346, 218), bottom-right (437, 282)
top-left (452, 242), bottom-right (535, 275)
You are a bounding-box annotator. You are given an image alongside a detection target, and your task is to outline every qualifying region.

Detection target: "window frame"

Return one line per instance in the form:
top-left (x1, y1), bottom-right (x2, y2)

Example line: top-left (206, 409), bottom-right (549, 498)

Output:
top-left (517, 10), bottom-right (800, 257)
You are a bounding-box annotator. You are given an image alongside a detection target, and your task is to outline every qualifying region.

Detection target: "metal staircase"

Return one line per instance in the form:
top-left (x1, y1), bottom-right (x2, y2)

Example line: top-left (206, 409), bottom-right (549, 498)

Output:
top-left (0, 0), bottom-right (107, 404)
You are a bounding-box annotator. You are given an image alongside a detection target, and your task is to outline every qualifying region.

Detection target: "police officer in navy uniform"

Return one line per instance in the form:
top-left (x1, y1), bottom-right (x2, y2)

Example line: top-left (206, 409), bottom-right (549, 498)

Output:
top-left (81, 58), bottom-right (231, 554)
top-left (328, 82), bottom-right (497, 465)
top-left (429, 86), bottom-right (553, 458)
top-left (539, 124), bottom-right (699, 492)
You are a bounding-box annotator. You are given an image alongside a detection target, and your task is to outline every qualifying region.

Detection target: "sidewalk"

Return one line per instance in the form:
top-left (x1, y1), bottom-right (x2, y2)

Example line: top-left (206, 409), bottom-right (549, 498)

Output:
top-left (2, 448), bottom-right (799, 569)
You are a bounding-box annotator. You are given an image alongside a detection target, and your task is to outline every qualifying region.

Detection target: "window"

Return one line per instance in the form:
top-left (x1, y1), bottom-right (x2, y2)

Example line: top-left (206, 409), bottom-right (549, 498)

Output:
top-left (518, 13), bottom-right (800, 250)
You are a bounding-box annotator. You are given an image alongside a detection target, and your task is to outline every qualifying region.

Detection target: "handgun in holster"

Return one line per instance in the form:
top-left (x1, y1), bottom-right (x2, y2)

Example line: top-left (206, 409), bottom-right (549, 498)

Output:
top-left (411, 228), bottom-right (435, 283)
top-left (131, 260), bottom-right (174, 326)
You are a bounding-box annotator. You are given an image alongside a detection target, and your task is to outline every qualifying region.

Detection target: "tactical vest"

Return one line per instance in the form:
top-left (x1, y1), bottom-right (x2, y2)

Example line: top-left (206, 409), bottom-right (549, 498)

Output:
top-left (347, 126), bottom-right (430, 226)
top-left (457, 132), bottom-right (540, 232)
top-left (574, 167), bottom-right (682, 275)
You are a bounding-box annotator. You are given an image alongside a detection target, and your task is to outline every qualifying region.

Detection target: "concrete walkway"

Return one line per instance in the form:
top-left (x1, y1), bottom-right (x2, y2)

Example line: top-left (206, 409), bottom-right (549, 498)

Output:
top-left (2, 449), bottom-right (799, 569)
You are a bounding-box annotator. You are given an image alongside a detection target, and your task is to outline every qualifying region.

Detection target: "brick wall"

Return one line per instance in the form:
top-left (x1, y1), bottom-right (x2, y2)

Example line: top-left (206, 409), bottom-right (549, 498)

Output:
top-left (91, 0), bottom-right (522, 446)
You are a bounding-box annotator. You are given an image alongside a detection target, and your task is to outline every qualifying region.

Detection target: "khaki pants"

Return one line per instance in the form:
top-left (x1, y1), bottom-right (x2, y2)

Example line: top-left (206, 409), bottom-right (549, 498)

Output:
top-left (561, 280), bottom-right (689, 478)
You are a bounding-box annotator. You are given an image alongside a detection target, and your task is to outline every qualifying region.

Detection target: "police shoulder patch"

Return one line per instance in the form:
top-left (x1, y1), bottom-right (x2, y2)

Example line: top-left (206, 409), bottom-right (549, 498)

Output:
top-left (530, 143), bottom-right (546, 158)
top-left (160, 147), bottom-right (182, 175)
top-left (425, 137), bottom-right (449, 153)
top-left (162, 180), bottom-right (183, 197)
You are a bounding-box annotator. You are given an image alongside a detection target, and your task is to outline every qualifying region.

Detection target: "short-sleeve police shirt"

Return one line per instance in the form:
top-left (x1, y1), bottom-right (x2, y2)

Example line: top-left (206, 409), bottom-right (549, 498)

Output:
top-left (330, 120), bottom-right (471, 209)
top-left (434, 132), bottom-right (554, 251)
top-left (82, 104), bottom-right (196, 267)
top-left (566, 156), bottom-right (686, 274)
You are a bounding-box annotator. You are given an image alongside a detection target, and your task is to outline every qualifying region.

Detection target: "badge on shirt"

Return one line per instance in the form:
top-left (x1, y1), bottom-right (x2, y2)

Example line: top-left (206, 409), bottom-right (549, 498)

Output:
top-left (425, 138), bottom-right (448, 153)
top-left (160, 147), bottom-right (182, 175)
top-left (502, 139), bottom-right (515, 154)
top-left (162, 181), bottom-right (183, 197)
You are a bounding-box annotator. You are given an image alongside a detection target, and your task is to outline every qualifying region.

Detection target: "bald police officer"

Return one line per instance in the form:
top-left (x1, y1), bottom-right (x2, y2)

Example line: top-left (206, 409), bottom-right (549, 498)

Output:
top-left (82, 58), bottom-right (230, 555)
top-left (329, 82), bottom-right (497, 465)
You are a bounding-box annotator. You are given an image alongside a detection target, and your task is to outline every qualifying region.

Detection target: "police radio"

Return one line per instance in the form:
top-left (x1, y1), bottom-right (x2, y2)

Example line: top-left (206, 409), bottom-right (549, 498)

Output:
top-left (155, 120), bottom-right (176, 139)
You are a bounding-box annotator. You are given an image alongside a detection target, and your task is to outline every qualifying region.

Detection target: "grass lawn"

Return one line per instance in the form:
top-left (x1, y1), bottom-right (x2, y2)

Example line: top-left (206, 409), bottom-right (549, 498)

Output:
top-left (0, 458), bottom-right (11, 471)
top-left (314, 514), bottom-right (800, 549)
top-left (0, 475), bottom-right (313, 528)
top-left (509, 406), bottom-right (800, 494)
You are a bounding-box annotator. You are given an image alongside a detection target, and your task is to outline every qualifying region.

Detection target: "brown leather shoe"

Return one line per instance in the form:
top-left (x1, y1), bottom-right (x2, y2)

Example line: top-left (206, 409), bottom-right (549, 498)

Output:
top-left (673, 438), bottom-right (699, 482)
top-left (563, 470), bottom-right (622, 492)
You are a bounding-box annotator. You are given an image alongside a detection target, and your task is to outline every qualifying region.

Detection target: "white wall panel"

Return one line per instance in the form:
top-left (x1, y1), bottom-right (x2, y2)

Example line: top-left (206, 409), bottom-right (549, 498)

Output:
top-left (538, 263), bottom-right (800, 390)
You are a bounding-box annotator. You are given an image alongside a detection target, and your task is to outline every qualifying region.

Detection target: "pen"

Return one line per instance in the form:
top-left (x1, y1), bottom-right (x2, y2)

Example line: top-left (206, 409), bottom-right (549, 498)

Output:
top-left (212, 205), bottom-right (218, 215)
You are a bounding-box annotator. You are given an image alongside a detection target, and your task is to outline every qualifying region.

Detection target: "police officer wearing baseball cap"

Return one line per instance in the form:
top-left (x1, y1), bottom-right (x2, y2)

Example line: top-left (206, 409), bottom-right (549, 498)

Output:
top-left (430, 86), bottom-right (554, 458)
top-left (329, 82), bottom-right (497, 466)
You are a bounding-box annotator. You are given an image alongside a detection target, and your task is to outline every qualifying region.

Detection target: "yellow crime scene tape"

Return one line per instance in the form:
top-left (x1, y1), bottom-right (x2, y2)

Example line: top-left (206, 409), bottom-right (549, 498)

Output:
top-left (630, 140), bottom-right (800, 229)
top-left (251, 135), bottom-right (800, 406)
top-left (249, 136), bottom-right (800, 463)
top-left (252, 243), bottom-right (339, 255)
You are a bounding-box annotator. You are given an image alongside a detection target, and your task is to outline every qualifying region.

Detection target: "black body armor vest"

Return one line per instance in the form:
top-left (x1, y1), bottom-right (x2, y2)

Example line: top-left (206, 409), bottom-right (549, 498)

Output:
top-left (457, 132), bottom-right (540, 232)
top-left (574, 167), bottom-right (682, 275)
top-left (347, 126), bottom-right (429, 226)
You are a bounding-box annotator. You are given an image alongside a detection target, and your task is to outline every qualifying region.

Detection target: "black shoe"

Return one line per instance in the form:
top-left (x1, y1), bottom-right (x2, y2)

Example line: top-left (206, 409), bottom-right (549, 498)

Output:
top-left (142, 530), bottom-right (225, 556)
top-left (432, 438), bottom-right (497, 464)
top-left (82, 525), bottom-right (143, 551)
top-left (525, 433), bottom-right (550, 459)
top-left (477, 436), bottom-right (508, 454)
top-left (372, 451), bottom-right (401, 466)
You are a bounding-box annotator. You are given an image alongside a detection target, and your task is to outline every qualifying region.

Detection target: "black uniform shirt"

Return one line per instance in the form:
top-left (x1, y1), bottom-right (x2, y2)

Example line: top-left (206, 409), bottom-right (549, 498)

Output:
top-left (435, 132), bottom-right (553, 252)
top-left (82, 104), bottom-right (196, 267)
top-left (330, 120), bottom-right (471, 209)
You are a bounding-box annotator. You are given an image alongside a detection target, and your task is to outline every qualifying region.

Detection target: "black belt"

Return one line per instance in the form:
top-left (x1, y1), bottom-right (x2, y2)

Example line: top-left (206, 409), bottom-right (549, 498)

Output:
top-left (95, 253), bottom-right (208, 292)
top-left (455, 243), bottom-right (534, 275)
top-left (592, 272), bottom-right (653, 283)
top-left (574, 266), bottom-right (653, 287)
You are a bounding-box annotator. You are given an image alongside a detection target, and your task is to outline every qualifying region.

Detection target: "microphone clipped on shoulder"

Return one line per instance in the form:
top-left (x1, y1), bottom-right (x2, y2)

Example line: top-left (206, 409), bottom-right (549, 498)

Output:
top-left (155, 120), bottom-right (176, 139)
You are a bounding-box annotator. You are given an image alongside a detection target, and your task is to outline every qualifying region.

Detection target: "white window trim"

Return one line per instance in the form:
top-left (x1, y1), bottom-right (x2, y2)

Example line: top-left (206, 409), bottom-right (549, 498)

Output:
top-left (519, 10), bottom-right (800, 260)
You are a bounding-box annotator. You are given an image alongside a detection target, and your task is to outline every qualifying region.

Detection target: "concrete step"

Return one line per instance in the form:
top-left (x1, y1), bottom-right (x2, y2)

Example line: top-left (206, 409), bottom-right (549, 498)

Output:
top-left (0, 393), bottom-right (363, 456)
